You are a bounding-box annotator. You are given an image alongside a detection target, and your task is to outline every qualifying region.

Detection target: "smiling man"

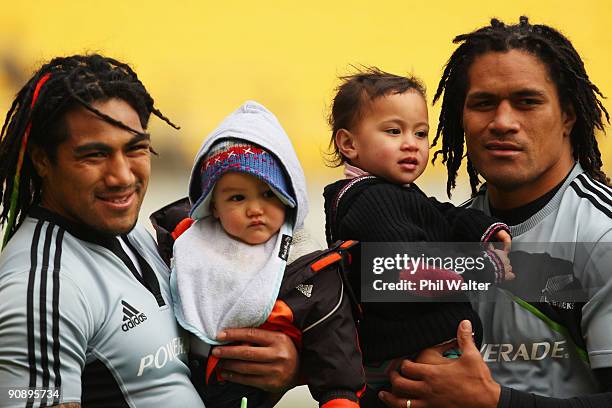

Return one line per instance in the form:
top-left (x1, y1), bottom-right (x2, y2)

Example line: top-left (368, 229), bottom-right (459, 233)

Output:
top-left (380, 17), bottom-right (612, 408)
top-left (32, 98), bottom-right (151, 235)
top-left (0, 55), bottom-right (207, 408)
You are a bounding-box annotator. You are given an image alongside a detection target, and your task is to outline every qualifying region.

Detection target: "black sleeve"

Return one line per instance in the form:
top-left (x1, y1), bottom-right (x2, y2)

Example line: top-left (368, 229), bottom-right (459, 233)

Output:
top-left (338, 183), bottom-right (450, 242)
top-left (461, 249), bottom-right (505, 284)
top-left (498, 387), bottom-right (612, 408)
top-left (339, 184), bottom-right (505, 285)
top-left (300, 268), bottom-right (364, 407)
top-left (426, 194), bottom-right (510, 243)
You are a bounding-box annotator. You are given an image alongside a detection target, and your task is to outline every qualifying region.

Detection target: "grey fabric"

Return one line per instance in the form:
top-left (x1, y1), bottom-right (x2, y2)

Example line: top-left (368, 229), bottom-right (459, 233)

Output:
top-left (468, 163), bottom-right (612, 398)
top-left (0, 217), bottom-right (204, 407)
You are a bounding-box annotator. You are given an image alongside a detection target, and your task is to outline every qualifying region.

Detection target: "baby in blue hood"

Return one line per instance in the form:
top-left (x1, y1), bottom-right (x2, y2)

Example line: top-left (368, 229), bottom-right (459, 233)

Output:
top-left (166, 101), bottom-right (365, 408)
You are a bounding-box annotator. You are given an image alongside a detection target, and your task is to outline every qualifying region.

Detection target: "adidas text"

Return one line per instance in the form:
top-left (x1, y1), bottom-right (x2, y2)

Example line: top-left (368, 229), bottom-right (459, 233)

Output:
top-left (122, 313), bottom-right (148, 332)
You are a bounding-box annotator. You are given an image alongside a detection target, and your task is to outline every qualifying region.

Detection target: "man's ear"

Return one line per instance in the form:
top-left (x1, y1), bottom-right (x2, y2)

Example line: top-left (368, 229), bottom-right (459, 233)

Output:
top-left (29, 145), bottom-right (50, 178)
top-left (335, 128), bottom-right (358, 161)
top-left (562, 104), bottom-right (577, 138)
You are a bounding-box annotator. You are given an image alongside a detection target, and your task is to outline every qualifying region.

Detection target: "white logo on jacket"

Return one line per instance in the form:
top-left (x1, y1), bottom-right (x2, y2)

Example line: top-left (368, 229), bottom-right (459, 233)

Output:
top-left (137, 337), bottom-right (188, 376)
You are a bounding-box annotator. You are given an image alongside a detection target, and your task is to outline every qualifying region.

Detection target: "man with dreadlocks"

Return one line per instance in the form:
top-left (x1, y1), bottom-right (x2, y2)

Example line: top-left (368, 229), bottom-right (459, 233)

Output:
top-left (379, 17), bottom-right (612, 408)
top-left (0, 54), bottom-right (298, 407)
top-left (0, 54), bottom-right (206, 407)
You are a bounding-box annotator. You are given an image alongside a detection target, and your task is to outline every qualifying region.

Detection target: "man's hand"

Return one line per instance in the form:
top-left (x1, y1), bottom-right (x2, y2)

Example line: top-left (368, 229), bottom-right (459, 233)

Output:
top-left (212, 328), bottom-right (299, 394)
top-left (379, 320), bottom-right (501, 408)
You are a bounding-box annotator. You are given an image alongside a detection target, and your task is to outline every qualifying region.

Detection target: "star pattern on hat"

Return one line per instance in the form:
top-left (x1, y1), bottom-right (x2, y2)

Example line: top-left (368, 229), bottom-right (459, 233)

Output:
top-left (192, 140), bottom-right (296, 219)
top-left (202, 146), bottom-right (266, 171)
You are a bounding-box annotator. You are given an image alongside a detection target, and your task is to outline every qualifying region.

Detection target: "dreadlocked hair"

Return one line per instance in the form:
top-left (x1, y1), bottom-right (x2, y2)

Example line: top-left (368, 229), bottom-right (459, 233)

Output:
top-left (432, 16), bottom-right (610, 197)
top-left (326, 66), bottom-right (426, 167)
top-left (0, 54), bottom-right (179, 241)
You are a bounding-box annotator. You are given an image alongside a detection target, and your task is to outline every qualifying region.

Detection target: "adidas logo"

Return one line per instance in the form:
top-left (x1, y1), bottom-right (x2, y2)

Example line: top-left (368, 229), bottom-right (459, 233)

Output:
top-left (121, 300), bottom-right (147, 332)
top-left (296, 284), bottom-right (313, 298)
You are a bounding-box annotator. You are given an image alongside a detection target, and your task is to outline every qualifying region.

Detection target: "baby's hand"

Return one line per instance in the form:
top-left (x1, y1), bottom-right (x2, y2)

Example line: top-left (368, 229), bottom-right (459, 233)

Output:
top-left (414, 343), bottom-right (458, 365)
top-left (488, 229), bottom-right (513, 281)
top-left (494, 230), bottom-right (512, 253)
top-left (491, 248), bottom-right (514, 281)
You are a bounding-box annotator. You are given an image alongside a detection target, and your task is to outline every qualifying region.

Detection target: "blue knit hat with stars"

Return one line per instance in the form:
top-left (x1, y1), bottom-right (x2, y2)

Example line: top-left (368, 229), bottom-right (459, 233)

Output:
top-left (190, 139), bottom-right (296, 220)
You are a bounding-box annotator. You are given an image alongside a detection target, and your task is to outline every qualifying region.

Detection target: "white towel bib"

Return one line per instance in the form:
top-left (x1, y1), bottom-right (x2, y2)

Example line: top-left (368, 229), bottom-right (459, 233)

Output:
top-left (170, 217), bottom-right (291, 345)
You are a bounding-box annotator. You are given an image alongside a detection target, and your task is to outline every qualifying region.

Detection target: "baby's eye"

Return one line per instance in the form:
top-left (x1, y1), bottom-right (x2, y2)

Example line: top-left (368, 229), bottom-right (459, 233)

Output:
top-left (263, 190), bottom-right (276, 199)
top-left (415, 130), bottom-right (429, 139)
top-left (385, 128), bottom-right (401, 135)
top-left (229, 194), bottom-right (245, 202)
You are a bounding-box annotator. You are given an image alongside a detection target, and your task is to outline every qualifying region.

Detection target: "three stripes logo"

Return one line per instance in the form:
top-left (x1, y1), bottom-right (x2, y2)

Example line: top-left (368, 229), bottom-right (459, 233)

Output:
top-left (121, 300), bottom-right (148, 332)
top-left (296, 283), bottom-right (313, 298)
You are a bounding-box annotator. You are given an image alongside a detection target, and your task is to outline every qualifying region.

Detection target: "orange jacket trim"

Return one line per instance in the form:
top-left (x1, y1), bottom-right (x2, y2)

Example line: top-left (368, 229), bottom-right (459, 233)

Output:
top-left (260, 299), bottom-right (303, 350)
top-left (321, 398), bottom-right (360, 408)
top-left (311, 253), bottom-right (342, 273)
top-left (171, 217), bottom-right (195, 240)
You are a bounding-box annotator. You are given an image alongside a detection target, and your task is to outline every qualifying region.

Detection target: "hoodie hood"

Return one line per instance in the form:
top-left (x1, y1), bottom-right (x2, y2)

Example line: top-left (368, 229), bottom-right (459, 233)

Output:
top-left (173, 101), bottom-right (308, 344)
top-left (188, 100), bottom-right (308, 230)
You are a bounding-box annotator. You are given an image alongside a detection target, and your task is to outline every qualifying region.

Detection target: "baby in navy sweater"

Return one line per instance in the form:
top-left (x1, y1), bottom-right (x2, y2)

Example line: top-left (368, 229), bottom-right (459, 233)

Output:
top-left (323, 68), bottom-right (514, 406)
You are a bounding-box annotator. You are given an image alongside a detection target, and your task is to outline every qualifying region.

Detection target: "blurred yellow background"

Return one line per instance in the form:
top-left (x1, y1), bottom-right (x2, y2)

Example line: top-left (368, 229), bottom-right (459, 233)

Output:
top-left (0, 1), bottom-right (610, 405)
top-left (1, 1), bottom-right (609, 178)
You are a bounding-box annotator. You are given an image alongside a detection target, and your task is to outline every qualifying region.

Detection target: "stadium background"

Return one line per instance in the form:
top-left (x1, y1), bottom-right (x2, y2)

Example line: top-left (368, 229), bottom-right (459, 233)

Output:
top-left (1, 1), bottom-right (609, 406)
